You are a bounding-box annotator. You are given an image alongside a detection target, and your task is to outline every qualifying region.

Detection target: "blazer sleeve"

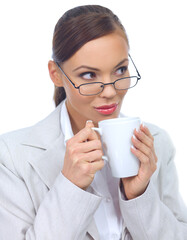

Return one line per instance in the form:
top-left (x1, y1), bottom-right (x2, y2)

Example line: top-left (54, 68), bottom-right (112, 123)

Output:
top-left (119, 128), bottom-right (187, 239)
top-left (0, 138), bottom-right (101, 240)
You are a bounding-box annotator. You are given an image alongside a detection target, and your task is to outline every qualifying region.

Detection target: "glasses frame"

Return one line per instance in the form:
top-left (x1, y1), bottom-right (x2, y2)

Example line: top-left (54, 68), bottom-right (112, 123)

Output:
top-left (55, 54), bottom-right (141, 96)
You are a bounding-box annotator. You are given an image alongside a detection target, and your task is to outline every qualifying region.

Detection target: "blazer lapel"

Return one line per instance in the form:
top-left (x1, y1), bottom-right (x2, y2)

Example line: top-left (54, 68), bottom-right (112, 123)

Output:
top-left (87, 218), bottom-right (100, 240)
top-left (27, 133), bottom-right (65, 189)
top-left (21, 102), bottom-right (66, 189)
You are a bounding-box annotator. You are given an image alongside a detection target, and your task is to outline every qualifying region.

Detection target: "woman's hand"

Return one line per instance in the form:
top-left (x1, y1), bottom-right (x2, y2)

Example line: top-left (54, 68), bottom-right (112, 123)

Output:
top-left (122, 124), bottom-right (157, 200)
top-left (62, 121), bottom-right (104, 190)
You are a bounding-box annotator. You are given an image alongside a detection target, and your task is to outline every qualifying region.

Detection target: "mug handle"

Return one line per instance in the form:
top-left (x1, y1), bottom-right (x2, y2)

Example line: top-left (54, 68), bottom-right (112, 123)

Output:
top-left (92, 127), bottom-right (108, 162)
top-left (91, 127), bottom-right (102, 135)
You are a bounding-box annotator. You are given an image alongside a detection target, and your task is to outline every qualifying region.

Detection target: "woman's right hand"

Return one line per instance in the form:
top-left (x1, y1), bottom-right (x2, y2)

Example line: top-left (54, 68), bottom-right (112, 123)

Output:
top-left (62, 121), bottom-right (104, 189)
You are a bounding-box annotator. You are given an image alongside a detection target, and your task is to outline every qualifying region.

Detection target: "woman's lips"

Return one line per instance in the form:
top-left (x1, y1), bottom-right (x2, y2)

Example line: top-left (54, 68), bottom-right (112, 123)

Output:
top-left (94, 103), bottom-right (118, 115)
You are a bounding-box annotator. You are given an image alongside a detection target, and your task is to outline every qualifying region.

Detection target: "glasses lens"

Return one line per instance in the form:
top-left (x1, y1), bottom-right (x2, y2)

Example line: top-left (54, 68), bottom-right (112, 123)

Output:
top-left (115, 77), bottom-right (138, 90)
top-left (79, 83), bottom-right (104, 95)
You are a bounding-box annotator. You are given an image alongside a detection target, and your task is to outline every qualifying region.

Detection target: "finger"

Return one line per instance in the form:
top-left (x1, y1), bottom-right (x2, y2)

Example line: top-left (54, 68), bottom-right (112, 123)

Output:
top-left (131, 145), bottom-right (157, 172)
top-left (131, 146), bottom-right (149, 163)
top-left (131, 147), bottom-right (157, 182)
top-left (140, 124), bottom-right (154, 140)
top-left (69, 120), bottom-right (98, 144)
top-left (82, 149), bottom-right (103, 163)
top-left (89, 159), bottom-right (105, 174)
top-left (131, 135), bottom-right (152, 157)
top-left (133, 124), bottom-right (158, 163)
top-left (86, 120), bottom-right (99, 141)
top-left (76, 140), bottom-right (102, 153)
top-left (134, 127), bottom-right (154, 149)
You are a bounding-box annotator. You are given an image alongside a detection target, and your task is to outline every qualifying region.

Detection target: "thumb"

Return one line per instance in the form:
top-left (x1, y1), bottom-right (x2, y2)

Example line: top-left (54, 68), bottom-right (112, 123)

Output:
top-left (86, 120), bottom-right (94, 128)
top-left (85, 120), bottom-right (99, 140)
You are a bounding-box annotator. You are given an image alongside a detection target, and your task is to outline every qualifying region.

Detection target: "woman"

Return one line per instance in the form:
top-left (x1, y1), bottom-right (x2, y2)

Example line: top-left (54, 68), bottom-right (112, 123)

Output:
top-left (0, 4), bottom-right (187, 240)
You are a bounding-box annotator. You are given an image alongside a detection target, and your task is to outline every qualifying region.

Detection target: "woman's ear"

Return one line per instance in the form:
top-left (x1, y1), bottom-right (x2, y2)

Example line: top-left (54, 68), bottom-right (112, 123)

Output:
top-left (48, 60), bottom-right (64, 87)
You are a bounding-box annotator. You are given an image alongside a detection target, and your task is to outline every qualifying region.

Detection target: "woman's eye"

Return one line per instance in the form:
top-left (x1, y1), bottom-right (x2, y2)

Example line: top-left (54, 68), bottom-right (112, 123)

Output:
top-left (79, 72), bottom-right (96, 80)
top-left (115, 66), bottom-right (127, 76)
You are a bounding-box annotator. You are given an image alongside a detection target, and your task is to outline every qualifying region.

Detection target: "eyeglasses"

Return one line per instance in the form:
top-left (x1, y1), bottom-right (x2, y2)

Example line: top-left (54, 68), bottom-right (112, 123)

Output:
top-left (56, 54), bottom-right (141, 96)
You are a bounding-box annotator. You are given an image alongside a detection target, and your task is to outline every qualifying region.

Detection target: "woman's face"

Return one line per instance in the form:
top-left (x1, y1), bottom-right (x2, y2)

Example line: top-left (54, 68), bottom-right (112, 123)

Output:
top-left (59, 31), bottom-right (129, 131)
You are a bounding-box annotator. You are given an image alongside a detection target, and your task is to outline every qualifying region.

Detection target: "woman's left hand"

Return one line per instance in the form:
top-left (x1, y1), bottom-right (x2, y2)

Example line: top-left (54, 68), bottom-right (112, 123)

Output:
top-left (121, 124), bottom-right (158, 200)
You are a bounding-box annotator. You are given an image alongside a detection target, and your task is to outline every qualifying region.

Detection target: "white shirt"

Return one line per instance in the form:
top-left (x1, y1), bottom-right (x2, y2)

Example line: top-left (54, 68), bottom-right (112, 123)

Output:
top-left (60, 101), bottom-right (122, 240)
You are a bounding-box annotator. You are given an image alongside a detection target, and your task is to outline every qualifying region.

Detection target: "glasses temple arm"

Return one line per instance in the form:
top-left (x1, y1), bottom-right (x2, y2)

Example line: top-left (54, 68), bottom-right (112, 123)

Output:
top-left (55, 62), bottom-right (77, 88)
top-left (128, 54), bottom-right (141, 80)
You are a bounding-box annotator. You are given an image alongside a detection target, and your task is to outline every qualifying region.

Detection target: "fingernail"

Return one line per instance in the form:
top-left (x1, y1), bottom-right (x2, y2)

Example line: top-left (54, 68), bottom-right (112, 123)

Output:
top-left (135, 127), bottom-right (139, 132)
top-left (86, 120), bottom-right (93, 124)
top-left (131, 145), bottom-right (136, 150)
top-left (102, 156), bottom-right (108, 161)
top-left (133, 135), bottom-right (136, 140)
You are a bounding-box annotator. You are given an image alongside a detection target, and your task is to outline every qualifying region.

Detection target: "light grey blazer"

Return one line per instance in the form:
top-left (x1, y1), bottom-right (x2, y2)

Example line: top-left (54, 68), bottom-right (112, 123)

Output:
top-left (0, 101), bottom-right (187, 240)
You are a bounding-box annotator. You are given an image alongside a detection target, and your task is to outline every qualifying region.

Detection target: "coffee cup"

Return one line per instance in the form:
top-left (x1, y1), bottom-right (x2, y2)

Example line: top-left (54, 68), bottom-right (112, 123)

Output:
top-left (92, 117), bottom-right (141, 178)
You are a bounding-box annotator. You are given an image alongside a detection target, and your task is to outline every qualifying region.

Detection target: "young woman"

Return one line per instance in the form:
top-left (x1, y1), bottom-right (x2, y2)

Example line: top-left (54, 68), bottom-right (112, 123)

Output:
top-left (0, 5), bottom-right (187, 240)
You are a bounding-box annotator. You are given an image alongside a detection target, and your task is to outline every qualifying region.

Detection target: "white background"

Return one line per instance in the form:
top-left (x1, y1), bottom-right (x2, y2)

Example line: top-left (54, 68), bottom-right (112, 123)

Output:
top-left (0, 0), bottom-right (187, 203)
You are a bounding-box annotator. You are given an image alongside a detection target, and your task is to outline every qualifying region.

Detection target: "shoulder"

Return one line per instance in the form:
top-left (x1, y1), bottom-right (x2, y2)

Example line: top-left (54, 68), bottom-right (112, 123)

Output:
top-left (120, 113), bottom-right (174, 152)
top-left (0, 127), bottom-right (32, 176)
top-left (0, 127), bottom-right (31, 147)
top-left (145, 122), bottom-right (176, 180)
top-left (0, 102), bottom-right (63, 146)
top-left (146, 122), bottom-right (175, 152)
top-left (0, 102), bottom-right (63, 171)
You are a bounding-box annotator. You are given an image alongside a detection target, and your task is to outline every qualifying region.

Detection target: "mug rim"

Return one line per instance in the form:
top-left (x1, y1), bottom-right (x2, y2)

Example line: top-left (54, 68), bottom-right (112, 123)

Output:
top-left (98, 116), bottom-right (140, 126)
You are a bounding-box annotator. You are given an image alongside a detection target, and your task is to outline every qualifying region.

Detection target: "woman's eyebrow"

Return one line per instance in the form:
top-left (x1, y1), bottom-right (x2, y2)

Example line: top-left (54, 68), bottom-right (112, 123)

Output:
top-left (72, 58), bottom-right (128, 72)
top-left (114, 58), bottom-right (128, 69)
top-left (73, 65), bottom-right (99, 72)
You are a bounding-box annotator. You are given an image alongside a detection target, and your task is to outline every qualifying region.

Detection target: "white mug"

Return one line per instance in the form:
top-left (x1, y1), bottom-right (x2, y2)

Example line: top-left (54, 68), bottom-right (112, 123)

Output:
top-left (92, 117), bottom-right (141, 178)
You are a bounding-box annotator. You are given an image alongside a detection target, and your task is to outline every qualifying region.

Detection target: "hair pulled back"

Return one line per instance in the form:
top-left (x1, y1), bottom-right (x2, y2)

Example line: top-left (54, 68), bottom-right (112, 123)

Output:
top-left (52, 5), bottom-right (129, 106)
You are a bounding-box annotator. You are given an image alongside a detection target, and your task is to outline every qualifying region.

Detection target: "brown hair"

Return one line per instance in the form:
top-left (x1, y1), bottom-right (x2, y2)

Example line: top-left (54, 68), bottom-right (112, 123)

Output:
top-left (52, 5), bottom-right (129, 106)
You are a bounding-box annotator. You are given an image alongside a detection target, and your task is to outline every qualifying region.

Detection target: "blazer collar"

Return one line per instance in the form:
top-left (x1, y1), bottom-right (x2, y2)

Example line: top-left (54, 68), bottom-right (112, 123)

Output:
top-left (22, 102), bottom-right (63, 150)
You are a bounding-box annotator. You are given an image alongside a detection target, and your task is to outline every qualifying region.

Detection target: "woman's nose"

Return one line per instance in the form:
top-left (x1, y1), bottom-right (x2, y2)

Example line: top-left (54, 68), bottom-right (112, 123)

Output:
top-left (99, 82), bottom-right (117, 98)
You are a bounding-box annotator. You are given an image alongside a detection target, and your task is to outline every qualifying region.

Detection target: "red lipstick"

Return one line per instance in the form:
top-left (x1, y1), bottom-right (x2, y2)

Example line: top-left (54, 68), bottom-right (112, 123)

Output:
top-left (94, 103), bottom-right (118, 115)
